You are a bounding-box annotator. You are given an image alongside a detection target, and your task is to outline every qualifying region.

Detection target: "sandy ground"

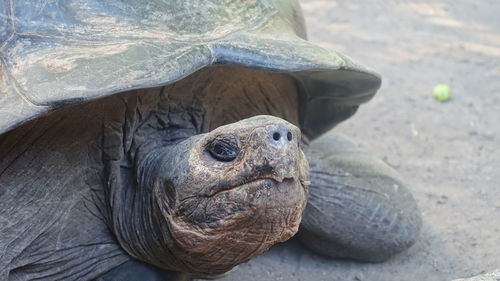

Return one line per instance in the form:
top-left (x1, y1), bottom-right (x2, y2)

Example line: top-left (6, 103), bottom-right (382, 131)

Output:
top-left (220, 1), bottom-right (500, 280)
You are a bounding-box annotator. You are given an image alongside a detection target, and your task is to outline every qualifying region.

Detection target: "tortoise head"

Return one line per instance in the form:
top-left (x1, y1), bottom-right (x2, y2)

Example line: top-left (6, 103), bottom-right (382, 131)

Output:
top-left (126, 115), bottom-right (308, 275)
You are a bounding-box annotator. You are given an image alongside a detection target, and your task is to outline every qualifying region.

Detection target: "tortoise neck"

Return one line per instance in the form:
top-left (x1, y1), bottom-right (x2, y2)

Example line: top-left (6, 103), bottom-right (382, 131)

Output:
top-left (101, 66), bottom-right (302, 271)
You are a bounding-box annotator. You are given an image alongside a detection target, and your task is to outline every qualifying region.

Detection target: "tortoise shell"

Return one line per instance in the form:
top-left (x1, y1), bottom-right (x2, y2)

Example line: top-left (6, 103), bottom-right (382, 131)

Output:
top-left (0, 0), bottom-right (380, 139)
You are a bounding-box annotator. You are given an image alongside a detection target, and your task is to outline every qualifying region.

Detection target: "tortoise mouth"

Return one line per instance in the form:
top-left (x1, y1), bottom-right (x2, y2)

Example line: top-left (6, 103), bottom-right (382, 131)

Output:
top-left (199, 175), bottom-right (299, 198)
top-left (216, 177), bottom-right (295, 196)
top-left (175, 176), bottom-right (306, 227)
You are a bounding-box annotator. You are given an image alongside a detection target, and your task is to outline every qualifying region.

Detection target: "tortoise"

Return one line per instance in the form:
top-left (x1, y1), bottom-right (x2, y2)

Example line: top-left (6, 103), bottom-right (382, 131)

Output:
top-left (0, 0), bottom-right (422, 280)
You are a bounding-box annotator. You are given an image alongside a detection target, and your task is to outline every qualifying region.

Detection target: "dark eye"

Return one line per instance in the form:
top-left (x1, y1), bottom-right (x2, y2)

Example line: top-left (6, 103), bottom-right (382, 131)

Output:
top-left (208, 135), bottom-right (240, 162)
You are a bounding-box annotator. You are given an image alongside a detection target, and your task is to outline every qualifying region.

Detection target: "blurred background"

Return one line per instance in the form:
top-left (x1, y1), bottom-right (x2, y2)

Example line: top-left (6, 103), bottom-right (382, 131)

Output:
top-left (223, 1), bottom-right (500, 280)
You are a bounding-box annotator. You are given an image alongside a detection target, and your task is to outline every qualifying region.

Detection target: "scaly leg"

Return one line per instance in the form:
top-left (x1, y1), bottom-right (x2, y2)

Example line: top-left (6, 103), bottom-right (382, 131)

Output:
top-left (299, 134), bottom-right (422, 262)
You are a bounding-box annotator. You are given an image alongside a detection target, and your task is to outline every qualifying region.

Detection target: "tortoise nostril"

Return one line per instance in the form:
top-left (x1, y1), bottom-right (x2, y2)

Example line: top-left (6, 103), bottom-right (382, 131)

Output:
top-left (287, 131), bottom-right (292, 141)
top-left (273, 132), bottom-right (281, 141)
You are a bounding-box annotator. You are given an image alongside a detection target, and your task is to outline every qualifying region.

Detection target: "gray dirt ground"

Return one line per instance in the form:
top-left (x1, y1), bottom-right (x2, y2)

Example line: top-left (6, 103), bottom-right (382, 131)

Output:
top-left (220, 1), bottom-right (500, 280)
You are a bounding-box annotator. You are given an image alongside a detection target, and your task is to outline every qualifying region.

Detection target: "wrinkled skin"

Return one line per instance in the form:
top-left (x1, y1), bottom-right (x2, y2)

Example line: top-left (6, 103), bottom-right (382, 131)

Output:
top-left (0, 66), bottom-right (420, 280)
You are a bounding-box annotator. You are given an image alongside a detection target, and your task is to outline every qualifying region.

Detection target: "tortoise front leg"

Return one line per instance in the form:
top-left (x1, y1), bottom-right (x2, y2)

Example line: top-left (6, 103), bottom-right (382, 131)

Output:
top-left (299, 134), bottom-right (422, 262)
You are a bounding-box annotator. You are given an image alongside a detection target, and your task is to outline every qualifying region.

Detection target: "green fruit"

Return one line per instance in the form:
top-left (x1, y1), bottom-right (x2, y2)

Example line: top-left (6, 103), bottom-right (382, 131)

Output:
top-left (433, 84), bottom-right (451, 101)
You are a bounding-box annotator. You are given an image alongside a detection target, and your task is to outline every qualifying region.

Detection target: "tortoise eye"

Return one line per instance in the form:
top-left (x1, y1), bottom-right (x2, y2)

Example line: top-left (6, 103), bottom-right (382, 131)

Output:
top-left (208, 135), bottom-right (239, 162)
